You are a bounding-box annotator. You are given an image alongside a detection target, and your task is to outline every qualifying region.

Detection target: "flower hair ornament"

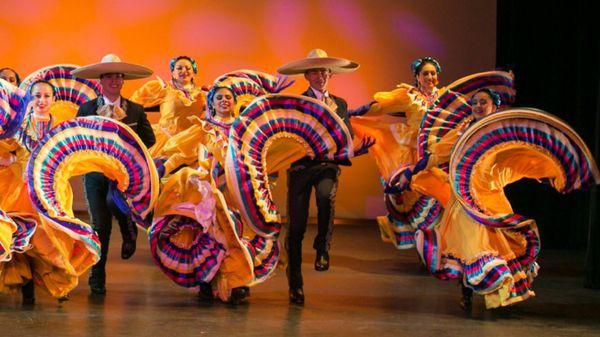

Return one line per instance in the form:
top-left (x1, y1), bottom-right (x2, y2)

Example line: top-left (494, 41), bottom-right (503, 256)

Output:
top-left (473, 88), bottom-right (502, 107)
top-left (170, 56), bottom-right (198, 74)
top-left (28, 79), bottom-right (58, 100)
top-left (410, 57), bottom-right (442, 76)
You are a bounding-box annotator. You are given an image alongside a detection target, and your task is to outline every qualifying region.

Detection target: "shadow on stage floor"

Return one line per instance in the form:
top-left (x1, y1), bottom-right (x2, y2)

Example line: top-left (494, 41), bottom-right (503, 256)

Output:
top-left (2, 223), bottom-right (599, 337)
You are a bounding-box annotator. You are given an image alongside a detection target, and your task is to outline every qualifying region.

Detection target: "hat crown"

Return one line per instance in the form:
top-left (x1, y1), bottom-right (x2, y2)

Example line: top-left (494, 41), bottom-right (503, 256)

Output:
top-left (307, 49), bottom-right (328, 59)
top-left (101, 54), bottom-right (122, 63)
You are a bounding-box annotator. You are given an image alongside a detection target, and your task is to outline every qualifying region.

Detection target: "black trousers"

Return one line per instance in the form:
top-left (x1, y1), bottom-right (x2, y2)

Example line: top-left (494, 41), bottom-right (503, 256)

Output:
top-left (83, 173), bottom-right (137, 284)
top-left (286, 161), bottom-right (340, 289)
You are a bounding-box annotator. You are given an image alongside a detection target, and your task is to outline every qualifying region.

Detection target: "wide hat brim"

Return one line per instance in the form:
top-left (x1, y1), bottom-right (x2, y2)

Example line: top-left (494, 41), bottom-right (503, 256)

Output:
top-left (277, 57), bottom-right (359, 75)
top-left (71, 62), bottom-right (153, 80)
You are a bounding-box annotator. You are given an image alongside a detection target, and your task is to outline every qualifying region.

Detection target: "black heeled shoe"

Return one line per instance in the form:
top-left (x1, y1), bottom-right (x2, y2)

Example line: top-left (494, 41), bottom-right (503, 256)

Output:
top-left (198, 282), bottom-right (214, 303)
top-left (22, 280), bottom-right (35, 305)
top-left (460, 284), bottom-right (473, 311)
top-left (229, 287), bottom-right (248, 306)
top-left (289, 287), bottom-right (305, 305)
top-left (459, 295), bottom-right (472, 311)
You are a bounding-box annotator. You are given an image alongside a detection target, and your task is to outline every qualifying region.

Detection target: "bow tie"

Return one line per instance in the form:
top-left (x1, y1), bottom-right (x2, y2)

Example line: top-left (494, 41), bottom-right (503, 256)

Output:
top-left (97, 103), bottom-right (126, 120)
top-left (322, 95), bottom-right (338, 112)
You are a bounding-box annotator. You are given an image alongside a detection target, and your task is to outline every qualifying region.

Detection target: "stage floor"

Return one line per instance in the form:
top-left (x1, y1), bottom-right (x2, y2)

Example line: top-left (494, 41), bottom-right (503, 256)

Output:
top-left (2, 223), bottom-right (599, 337)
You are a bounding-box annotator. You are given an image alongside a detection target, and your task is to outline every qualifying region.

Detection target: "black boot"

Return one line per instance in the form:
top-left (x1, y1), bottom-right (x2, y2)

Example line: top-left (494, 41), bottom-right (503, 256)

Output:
top-left (286, 264), bottom-right (304, 305)
top-left (89, 268), bottom-right (106, 295)
top-left (314, 250), bottom-right (330, 271)
top-left (198, 282), bottom-right (214, 303)
top-left (22, 280), bottom-right (35, 305)
top-left (121, 240), bottom-right (136, 260)
top-left (460, 283), bottom-right (473, 311)
top-left (121, 218), bottom-right (137, 260)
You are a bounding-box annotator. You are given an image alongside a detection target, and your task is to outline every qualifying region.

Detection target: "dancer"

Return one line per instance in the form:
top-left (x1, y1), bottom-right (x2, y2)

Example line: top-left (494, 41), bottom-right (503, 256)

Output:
top-left (349, 57), bottom-right (444, 250)
top-left (277, 48), bottom-right (360, 304)
top-left (0, 69), bottom-right (102, 304)
top-left (149, 71), bottom-right (295, 304)
top-left (72, 54), bottom-right (155, 295)
top-left (418, 88), bottom-right (502, 309)
top-left (409, 57), bottom-right (442, 107)
top-left (409, 88), bottom-right (599, 309)
top-left (0, 80), bottom-right (59, 304)
top-left (131, 55), bottom-right (206, 158)
top-left (0, 67), bottom-right (21, 86)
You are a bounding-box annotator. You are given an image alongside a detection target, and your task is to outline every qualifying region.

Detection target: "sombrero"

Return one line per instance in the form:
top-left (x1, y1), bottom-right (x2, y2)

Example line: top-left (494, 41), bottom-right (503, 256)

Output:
top-left (277, 49), bottom-right (359, 75)
top-left (71, 54), bottom-right (153, 80)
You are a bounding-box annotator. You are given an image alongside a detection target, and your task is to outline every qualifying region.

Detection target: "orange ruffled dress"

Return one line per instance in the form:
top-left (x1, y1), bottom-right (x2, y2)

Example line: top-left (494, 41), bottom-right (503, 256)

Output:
top-left (0, 114), bottom-right (82, 298)
top-left (131, 78), bottom-right (206, 158)
top-left (351, 84), bottom-right (441, 249)
top-left (0, 64), bottom-right (106, 298)
top-left (148, 116), bottom-right (258, 301)
top-left (413, 109), bottom-right (599, 308)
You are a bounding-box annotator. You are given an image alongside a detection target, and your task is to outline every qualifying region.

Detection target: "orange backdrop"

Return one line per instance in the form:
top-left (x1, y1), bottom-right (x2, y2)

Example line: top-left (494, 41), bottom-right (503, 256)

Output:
top-left (0, 0), bottom-right (497, 219)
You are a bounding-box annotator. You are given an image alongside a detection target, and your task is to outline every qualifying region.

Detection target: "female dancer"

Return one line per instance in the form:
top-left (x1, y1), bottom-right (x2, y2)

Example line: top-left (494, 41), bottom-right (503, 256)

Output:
top-left (409, 57), bottom-right (441, 107)
top-left (0, 67), bottom-right (21, 86)
top-left (149, 84), bottom-right (251, 304)
top-left (131, 56), bottom-right (206, 158)
top-left (0, 80), bottom-right (69, 304)
top-left (410, 88), bottom-right (599, 309)
top-left (350, 57), bottom-right (445, 249)
top-left (1, 65), bottom-right (104, 304)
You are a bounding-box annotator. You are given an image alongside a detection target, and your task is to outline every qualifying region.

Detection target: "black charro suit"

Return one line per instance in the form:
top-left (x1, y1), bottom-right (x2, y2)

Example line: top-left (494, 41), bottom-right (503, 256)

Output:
top-left (77, 97), bottom-right (156, 145)
top-left (286, 88), bottom-right (352, 290)
top-left (302, 87), bottom-right (352, 137)
top-left (77, 97), bottom-right (155, 290)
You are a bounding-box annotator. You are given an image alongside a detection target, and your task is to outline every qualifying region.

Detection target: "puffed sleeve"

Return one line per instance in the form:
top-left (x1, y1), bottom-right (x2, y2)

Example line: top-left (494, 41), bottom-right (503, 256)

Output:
top-left (130, 79), bottom-right (168, 108)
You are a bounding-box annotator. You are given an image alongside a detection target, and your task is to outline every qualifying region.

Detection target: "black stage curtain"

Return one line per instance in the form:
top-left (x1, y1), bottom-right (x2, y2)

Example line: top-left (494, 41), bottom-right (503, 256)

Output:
top-left (496, 1), bottom-right (600, 287)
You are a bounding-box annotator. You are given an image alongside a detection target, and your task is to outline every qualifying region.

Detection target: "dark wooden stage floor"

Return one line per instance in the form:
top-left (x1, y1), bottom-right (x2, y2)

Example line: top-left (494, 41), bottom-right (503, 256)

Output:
top-left (2, 223), bottom-right (600, 336)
